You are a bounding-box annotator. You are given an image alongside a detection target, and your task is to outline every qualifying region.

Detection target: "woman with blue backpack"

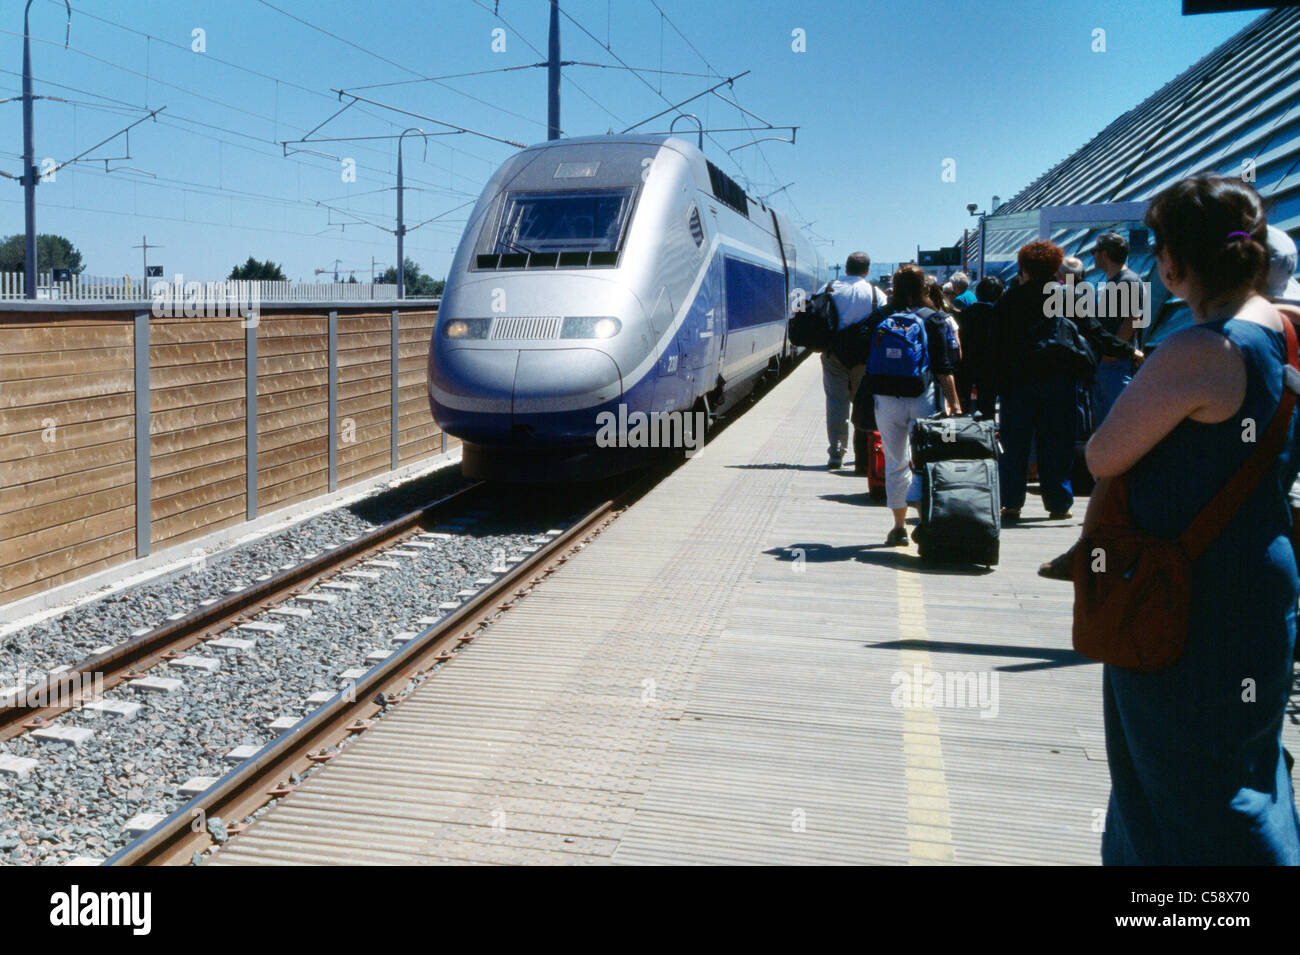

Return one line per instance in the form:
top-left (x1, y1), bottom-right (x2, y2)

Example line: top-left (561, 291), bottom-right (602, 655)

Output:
top-left (863, 264), bottom-right (960, 546)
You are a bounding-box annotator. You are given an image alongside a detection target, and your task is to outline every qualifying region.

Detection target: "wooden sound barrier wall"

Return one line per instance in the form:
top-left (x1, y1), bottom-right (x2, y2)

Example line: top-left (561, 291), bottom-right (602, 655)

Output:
top-left (0, 306), bottom-right (449, 606)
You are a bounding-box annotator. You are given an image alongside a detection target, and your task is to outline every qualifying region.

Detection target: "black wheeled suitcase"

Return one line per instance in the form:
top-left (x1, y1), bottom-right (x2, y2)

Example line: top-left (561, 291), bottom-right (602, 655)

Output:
top-left (910, 413), bottom-right (997, 465)
top-left (913, 459), bottom-right (1001, 565)
top-left (909, 414), bottom-right (1000, 566)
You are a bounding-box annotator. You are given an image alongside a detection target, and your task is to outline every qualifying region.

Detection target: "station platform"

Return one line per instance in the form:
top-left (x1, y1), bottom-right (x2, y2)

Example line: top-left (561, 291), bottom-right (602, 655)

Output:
top-left (211, 357), bottom-right (1300, 865)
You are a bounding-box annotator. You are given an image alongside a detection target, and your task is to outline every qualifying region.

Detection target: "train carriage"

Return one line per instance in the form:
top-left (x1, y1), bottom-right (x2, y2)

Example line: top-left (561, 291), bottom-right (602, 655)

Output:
top-left (428, 134), bottom-right (821, 480)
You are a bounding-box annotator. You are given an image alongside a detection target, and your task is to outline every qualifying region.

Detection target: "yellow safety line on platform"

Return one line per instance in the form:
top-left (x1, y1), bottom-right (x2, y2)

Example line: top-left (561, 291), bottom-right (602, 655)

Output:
top-left (895, 568), bottom-right (956, 864)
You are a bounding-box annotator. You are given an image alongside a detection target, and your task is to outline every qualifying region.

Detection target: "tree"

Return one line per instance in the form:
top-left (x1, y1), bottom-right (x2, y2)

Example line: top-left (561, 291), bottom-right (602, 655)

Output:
top-left (379, 257), bottom-right (443, 296)
top-left (0, 234), bottom-right (85, 274)
top-left (228, 257), bottom-right (286, 281)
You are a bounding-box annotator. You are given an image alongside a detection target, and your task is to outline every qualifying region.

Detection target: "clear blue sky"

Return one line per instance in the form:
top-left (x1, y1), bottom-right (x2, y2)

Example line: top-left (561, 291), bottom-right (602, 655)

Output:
top-left (0, 0), bottom-right (1260, 283)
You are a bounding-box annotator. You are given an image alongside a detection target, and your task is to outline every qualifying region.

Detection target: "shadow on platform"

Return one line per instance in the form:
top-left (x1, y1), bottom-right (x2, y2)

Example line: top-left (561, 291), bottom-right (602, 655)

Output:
top-left (765, 542), bottom-right (995, 576)
top-left (820, 491), bottom-right (881, 507)
top-left (871, 636), bottom-right (1094, 672)
top-left (727, 461), bottom-right (837, 472)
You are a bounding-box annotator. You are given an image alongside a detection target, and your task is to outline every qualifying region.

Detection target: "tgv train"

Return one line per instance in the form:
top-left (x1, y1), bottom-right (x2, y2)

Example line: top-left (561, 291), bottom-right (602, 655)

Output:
top-left (427, 134), bottom-right (822, 480)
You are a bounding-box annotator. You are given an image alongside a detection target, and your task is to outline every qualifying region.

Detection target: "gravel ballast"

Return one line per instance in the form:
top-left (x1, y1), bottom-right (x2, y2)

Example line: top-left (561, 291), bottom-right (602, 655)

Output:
top-left (0, 464), bottom-right (616, 865)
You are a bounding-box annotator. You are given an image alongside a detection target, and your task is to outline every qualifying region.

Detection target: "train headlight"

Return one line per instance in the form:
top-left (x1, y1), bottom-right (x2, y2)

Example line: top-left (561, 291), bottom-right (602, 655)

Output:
top-left (442, 318), bottom-right (490, 339)
top-left (561, 316), bottom-right (622, 339)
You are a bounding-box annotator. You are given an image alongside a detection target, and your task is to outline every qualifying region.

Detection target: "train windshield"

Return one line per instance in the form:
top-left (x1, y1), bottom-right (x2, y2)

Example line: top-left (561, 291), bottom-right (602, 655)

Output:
top-left (480, 188), bottom-right (636, 255)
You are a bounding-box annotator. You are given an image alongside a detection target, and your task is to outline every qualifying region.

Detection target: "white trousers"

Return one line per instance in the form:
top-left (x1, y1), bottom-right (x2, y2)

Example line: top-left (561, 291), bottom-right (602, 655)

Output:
top-left (874, 386), bottom-right (937, 510)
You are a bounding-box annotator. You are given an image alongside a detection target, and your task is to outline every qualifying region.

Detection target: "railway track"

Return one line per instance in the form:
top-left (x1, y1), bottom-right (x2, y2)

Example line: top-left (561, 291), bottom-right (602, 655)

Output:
top-left (0, 476), bottom-right (632, 865)
top-left (0, 482), bottom-right (486, 744)
top-left (93, 473), bottom-right (652, 865)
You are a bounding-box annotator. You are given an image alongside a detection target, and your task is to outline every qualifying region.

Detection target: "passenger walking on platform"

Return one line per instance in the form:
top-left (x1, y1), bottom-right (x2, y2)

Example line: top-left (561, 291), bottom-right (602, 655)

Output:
top-left (956, 276), bottom-right (1002, 418)
top-left (1086, 173), bottom-right (1300, 865)
top-left (821, 252), bottom-right (887, 469)
top-left (992, 240), bottom-right (1078, 521)
top-left (1092, 232), bottom-right (1145, 423)
top-left (866, 264), bottom-right (959, 546)
top-left (927, 275), bottom-right (951, 310)
top-left (926, 274), bottom-right (962, 362)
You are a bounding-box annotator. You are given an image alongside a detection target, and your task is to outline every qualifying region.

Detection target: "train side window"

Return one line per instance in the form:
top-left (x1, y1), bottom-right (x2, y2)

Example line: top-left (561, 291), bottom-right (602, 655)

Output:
top-left (705, 160), bottom-right (749, 217)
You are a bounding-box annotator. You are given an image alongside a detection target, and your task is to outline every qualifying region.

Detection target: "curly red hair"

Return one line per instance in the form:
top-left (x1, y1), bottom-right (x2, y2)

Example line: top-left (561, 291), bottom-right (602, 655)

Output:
top-left (1017, 240), bottom-right (1064, 283)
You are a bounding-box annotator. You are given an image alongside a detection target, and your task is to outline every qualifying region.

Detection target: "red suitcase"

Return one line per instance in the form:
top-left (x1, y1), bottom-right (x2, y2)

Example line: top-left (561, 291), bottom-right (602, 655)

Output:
top-left (869, 430), bottom-right (886, 498)
top-left (855, 429), bottom-right (887, 498)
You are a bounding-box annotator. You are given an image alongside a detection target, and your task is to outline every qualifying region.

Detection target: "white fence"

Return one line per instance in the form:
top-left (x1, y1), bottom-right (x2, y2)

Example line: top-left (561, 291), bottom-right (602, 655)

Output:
top-left (0, 272), bottom-right (403, 302)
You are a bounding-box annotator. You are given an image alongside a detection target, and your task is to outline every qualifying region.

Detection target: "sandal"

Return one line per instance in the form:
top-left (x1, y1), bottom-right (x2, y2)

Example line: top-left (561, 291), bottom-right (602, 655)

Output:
top-left (1038, 543), bottom-right (1078, 580)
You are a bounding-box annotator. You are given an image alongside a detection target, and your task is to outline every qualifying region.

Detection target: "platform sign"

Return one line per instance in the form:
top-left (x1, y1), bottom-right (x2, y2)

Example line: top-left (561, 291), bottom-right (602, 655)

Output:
top-left (146, 265), bottom-right (163, 277)
top-left (918, 246), bottom-right (961, 267)
top-left (52, 268), bottom-right (71, 282)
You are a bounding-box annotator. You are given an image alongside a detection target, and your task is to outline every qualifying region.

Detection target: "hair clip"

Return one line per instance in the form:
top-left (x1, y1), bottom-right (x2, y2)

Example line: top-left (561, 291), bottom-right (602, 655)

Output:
top-left (1226, 231), bottom-right (1252, 241)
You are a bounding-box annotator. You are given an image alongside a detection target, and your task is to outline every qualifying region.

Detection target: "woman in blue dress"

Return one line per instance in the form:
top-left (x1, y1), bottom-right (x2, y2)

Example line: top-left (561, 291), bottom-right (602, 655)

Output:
top-left (1085, 173), bottom-right (1300, 864)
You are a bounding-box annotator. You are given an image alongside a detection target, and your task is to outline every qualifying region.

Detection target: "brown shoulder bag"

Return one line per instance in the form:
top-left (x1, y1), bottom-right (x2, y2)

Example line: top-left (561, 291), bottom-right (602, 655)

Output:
top-left (1072, 314), bottom-right (1299, 672)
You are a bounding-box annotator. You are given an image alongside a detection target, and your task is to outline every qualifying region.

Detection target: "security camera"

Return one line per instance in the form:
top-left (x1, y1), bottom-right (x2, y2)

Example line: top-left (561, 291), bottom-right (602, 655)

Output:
top-left (966, 203), bottom-right (978, 214)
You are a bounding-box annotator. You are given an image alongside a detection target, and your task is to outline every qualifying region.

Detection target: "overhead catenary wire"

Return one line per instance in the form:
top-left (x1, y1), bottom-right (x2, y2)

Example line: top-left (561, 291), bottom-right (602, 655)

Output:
top-left (321, 90), bottom-right (529, 149)
top-left (0, 150), bottom-right (468, 239)
top-left (27, 1), bottom-right (504, 173)
top-left (636, 0), bottom-right (806, 222)
top-left (4, 12), bottom-right (475, 272)
top-left (45, 106), bottom-right (166, 179)
top-left (16, 0), bottom-right (808, 273)
top-left (551, 2), bottom-right (765, 186)
top-left (0, 65), bottom-right (489, 200)
top-left (0, 113), bottom-right (469, 249)
top-left (0, 193), bottom-right (460, 256)
top-left (348, 59), bottom-right (718, 93)
top-left (646, 0), bottom-right (723, 78)
top-left (467, 0), bottom-right (629, 127)
top-left (46, 0), bottom-right (779, 202)
top-left (0, 53), bottom-right (492, 202)
top-left (257, 0), bottom-right (547, 130)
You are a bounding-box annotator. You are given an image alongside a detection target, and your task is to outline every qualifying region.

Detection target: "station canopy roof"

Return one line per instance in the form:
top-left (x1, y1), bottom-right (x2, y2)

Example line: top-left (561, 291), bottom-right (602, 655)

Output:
top-left (971, 6), bottom-right (1300, 285)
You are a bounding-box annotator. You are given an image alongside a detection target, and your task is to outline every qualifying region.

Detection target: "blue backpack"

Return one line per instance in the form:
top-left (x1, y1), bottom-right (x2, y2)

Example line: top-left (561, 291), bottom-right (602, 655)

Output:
top-left (865, 309), bottom-right (931, 397)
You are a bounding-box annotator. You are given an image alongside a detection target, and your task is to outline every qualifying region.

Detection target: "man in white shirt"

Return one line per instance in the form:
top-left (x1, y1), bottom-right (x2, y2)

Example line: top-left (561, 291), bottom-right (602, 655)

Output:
top-left (823, 251), bottom-right (887, 469)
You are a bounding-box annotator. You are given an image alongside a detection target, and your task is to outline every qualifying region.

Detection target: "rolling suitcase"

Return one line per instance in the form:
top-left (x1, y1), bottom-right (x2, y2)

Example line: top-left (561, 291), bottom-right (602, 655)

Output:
top-left (868, 430), bottom-right (886, 498)
top-left (910, 413), bottom-right (997, 465)
top-left (854, 428), bottom-right (887, 498)
top-left (850, 381), bottom-right (887, 499)
top-left (910, 414), bottom-right (1001, 565)
top-left (913, 459), bottom-right (1001, 565)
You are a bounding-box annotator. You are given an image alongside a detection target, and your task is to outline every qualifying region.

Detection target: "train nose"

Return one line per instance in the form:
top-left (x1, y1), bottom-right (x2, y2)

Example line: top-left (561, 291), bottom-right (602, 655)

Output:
top-left (512, 348), bottom-right (621, 413)
top-left (430, 346), bottom-right (622, 444)
top-left (435, 347), bottom-right (516, 414)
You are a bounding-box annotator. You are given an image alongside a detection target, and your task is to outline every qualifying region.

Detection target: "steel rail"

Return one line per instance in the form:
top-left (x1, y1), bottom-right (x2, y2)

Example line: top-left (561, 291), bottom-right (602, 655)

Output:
top-left (107, 483), bottom-right (639, 866)
top-left (0, 482), bottom-right (485, 743)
